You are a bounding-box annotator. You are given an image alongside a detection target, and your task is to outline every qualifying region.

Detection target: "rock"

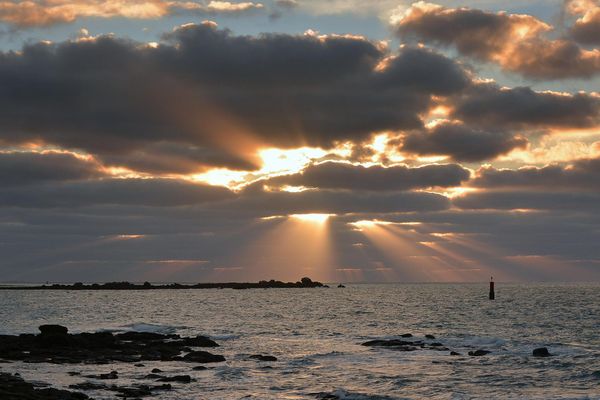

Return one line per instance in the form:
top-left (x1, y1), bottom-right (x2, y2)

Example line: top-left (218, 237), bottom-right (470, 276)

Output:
top-left (84, 370), bottom-right (118, 379)
top-left (1, 372), bottom-right (89, 399)
top-left (134, 363), bottom-right (145, 367)
top-left (39, 325), bottom-right (68, 335)
top-left (430, 342), bottom-right (444, 347)
top-left (143, 373), bottom-right (164, 379)
top-left (425, 334), bottom-right (436, 339)
top-left (157, 375), bottom-right (192, 383)
top-left (181, 335), bottom-right (219, 347)
top-left (400, 333), bottom-right (413, 338)
top-left (182, 351), bottom-right (225, 363)
top-left (450, 351), bottom-right (461, 356)
top-left (337, 284), bottom-right (345, 288)
top-left (151, 368), bottom-right (163, 373)
top-left (69, 382), bottom-right (108, 391)
top-left (468, 349), bottom-right (490, 356)
top-left (532, 347), bottom-right (551, 357)
top-left (249, 354), bottom-right (278, 362)
top-left (192, 365), bottom-right (207, 371)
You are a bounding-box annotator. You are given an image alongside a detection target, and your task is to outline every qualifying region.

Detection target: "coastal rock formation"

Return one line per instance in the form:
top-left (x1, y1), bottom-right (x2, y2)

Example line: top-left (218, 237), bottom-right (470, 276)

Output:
top-left (362, 337), bottom-right (450, 352)
top-left (0, 325), bottom-right (225, 364)
top-left (468, 350), bottom-right (491, 356)
top-left (249, 354), bottom-right (278, 361)
top-left (0, 372), bottom-right (89, 400)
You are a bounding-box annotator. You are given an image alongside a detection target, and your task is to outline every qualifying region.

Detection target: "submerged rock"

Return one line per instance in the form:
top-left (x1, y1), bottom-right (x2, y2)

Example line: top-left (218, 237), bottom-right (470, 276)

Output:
top-left (532, 347), bottom-right (551, 357)
top-left (249, 354), bottom-right (278, 362)
top-left (182, 350), bottom-right (225, 363)
top-left (425, 334), bottom-right (436, 339)
top-left (156, 375), bottom-right (192, 383)
top-left (468, 349), bottom-right (490, 356)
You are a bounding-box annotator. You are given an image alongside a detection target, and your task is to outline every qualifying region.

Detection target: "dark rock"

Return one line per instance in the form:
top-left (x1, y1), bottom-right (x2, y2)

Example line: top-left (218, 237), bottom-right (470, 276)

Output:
top-left (430, 342), bottom-right (444, 347)
top-left (181, 335), bottom-right (219, 347)
top-left (192, 366), bottom-right (207, 371)
top-left (157, 375), bottom-right (192, 383)
top-left (84, 370), bottom-right (118, 379)
top-left (39, 325), bottom-right (68, 336)
top-left (134, 363), bottom-right (145, 367)
top-left (400, 333), bottom-right (413, 338)
top-left (249, 354), bottom-right (278, 362)
top-left (337, 284), bottom-right (345, 288)
top-left (182, 351), bottom-right (225, 363)
top-left (68, 371), bottom-right (81, 376)
top-left (362, 339), bottom-right (413, 347)
top-left (143, 373), bottom-right (164, 379)
top-left (69, 381), bottom-right (108, 391)
top-left (1, 372), bottom-right (89, 399)
top-left (151, 368), bottom-right (162, 373)
top-left (532, 347), bottom-right (551, 357)
top-left (468, 349), bottom-right (490, 356)
top-left (425, 334), bottom-right (436, 339)
top-left (450, 351), bottom-right (461, 356)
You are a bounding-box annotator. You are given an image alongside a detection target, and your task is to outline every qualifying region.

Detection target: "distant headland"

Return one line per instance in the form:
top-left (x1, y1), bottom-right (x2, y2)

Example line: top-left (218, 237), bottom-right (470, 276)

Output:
top-left (0, 277), bottom-right (326, 290)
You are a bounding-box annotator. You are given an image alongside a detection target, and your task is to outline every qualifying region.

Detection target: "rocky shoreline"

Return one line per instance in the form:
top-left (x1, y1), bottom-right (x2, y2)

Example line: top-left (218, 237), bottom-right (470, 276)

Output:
top-left (0, 324), bottom-right (554, 399)
top-left (0, 277), bottom-right (325, 291)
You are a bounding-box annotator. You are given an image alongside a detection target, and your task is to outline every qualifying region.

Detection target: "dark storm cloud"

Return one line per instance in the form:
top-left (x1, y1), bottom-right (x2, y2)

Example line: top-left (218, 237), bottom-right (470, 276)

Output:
top-left (0, 24), bottom-right (473, 173)
top-left (394, 2), bottom-right (600, 79)
top-left (453, 84), bottom-right (600, 129)
top-left (471, 157), bottom-right (600, 190)
top-left (401, 122), bottom-right (528, 162)
top-left (0, 151), bottom-right (105, 186)
top-left (0, 178), bottom-right (234, 208)
top-left (264, 161), bottom-right (471, 190)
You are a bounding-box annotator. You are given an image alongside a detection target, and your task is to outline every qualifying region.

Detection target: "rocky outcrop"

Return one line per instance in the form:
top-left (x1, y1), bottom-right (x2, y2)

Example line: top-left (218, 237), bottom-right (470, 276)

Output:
top-left (0, 325), bottom-right (225, 364)
top-left (532, 347), bottom-right (551, 357)
top-left (0, 372), bottom-right (89, 400)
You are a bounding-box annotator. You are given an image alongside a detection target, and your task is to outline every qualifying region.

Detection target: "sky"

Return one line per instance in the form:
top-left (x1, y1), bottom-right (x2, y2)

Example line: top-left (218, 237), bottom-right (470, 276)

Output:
top-left (0, 0), bottom-right (599, 283)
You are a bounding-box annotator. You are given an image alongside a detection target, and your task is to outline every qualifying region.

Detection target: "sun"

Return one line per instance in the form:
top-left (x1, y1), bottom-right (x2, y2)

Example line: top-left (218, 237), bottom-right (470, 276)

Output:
top-left (290, 213), bottom-right (334, 223)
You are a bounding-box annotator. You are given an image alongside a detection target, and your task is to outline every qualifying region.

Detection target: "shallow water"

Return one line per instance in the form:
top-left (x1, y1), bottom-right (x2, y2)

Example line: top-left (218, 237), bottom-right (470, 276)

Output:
top-left (1, 283), bottom-right (600, 399)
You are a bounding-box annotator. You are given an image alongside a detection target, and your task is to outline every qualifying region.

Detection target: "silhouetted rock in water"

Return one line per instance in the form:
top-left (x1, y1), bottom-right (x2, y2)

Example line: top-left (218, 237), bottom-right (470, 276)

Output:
top-left (337, 284), bottom-right (345, 288)
top-left (468, 349), bottom-right (490, 356)
top-left (532, 347), bottom-right (551, 357)
top-left (151, 368), bottom-right (162, 373)
top-left (425, 334), bottom-right (436, 339)
top-left (0, 325), bottom-right (224, 364)
top-left (1, 372), bottom-right (89, 399)
top-left (249, 354), bottom-right (278, 361)
top-left (400, 333), bottom-right (413, 338)
top-left (84, 370), bottom-right (118, 380)
top-left (39, 325), bottom-right (68, 336)
top-left (181, 351), bottom-right (226, 363)
top-left (450, 351), bottom-right (461, 356)
top-left (362, 338), bottom-right (451, 352)
top-left (157, 375), bottom-right (192, 383)
top-left (3, 277), bottom-right (325, 291)
top-left (192, 365), bottom-right (207, 371)
top-left (69, 382), bottom-right (107, 391)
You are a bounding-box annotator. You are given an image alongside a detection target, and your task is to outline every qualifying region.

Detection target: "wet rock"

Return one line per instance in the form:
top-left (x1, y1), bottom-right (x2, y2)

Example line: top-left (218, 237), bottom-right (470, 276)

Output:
top-left (143, 373), bottom-right (164, 379)
top-left (400, 333), bottom-right (413, 338)
top-left (430, 342), bottom-right (444, 347)
top-left (39, 325), bottom-right (68, 336)
top-left (84, 370), bottom-right (118, 380)
top-left (192, 365), bottom-right (207, 371)
top-left (0, 325), bottom-right (222, 365)
top-left (362, 339), bottom-right (414, 347)
top-left (69, 381), bottom-right (108, 391)
top-left (182, 350), bottom-right (225, 363)
top-left (1, 372), bottom-right (89, 399)
top-left (532, 347), bottom-right (551, 357)
top-left (151, 368), bottom-right (162, 373)
top-left (450, 351), bottom-right (461, 356)
top-left (468, 349), bottom-right (490, 356)
top-left (249, 354), bottom-right (278, 362)
top-left (156, 375), bottom-right (192, 383)
top-left (425, 334), bottom-right (436, 339)
top-left (134, 363), bottom-right (145, 367)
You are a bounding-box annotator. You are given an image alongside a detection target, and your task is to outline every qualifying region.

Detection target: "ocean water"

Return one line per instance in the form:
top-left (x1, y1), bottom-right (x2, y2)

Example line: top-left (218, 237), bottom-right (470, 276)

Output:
top-left (1, 283), bottom-right (600, 399)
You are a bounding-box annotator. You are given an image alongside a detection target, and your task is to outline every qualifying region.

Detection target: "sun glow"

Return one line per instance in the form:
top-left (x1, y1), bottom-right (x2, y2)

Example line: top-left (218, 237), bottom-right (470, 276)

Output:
top-left (290, 213), bottom-right (335, 223)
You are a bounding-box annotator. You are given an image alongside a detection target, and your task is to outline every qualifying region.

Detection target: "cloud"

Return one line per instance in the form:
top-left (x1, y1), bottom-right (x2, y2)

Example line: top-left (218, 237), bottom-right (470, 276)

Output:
top-left (567, 0), bottom-right (600, 45)
top-left (471, 157), bottom-right (600, 190)
top-left (452, 84), bottom-right (600, 129)
top-left (263, 161), bottom-right (471, 190)
top-left (401, 121), bottom-right (528, 161)
top-left (0, 25), bottom-right (473, 173)
top-left (0, 178), bottom-right (234, 208)
top-left (393, 1), bottom-right (600, 79)
top-left (453, 190), bottom-right (600, 211)
top-left (0, 1), bottom-right (265, 28)
top-left (0, 151), bottom-right (105, 186)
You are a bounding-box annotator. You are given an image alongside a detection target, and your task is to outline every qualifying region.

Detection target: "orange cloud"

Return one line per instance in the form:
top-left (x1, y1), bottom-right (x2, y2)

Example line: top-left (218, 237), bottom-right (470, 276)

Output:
top-left (0, 0), bottom-right (263, 28)
top-left (394, 2), bottom-right (600, 79)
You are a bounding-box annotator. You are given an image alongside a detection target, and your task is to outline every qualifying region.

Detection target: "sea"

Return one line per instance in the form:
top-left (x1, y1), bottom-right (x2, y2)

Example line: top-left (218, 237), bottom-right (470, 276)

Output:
top-left (1, 283), bottom-right (599, 399)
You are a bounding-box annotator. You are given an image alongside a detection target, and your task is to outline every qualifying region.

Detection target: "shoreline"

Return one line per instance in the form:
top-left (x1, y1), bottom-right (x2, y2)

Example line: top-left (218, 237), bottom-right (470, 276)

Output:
top-left (0, 277), bottom-right (326, 291)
